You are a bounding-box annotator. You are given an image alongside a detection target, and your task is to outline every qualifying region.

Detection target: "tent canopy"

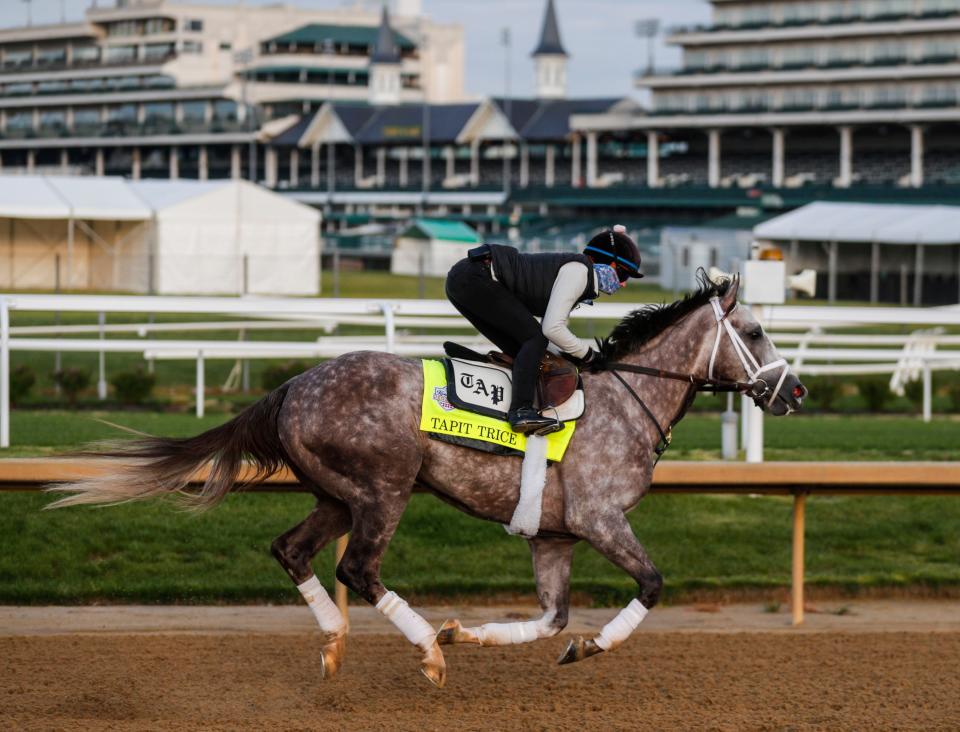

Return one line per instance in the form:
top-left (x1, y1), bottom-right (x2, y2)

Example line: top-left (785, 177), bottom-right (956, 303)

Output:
top-left (0, 175), bottom-right (152, 221)
top-left (754, 202), bottom-right (960, 246)
top-left (401, 219), bottom-right (481, 243)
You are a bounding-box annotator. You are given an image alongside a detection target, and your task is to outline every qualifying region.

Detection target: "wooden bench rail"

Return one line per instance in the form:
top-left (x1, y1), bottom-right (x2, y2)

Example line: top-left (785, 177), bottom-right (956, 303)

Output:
top-left (5, 458), bottom-right (960, 626)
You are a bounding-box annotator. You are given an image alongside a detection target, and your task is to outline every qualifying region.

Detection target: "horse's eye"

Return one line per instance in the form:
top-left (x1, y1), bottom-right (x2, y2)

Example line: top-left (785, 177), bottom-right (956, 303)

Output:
top-left (749, 328), bottom-right (763, 340)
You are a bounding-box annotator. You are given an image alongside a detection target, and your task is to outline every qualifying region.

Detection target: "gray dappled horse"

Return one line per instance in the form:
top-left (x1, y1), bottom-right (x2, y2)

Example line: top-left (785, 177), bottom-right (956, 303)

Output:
top-left (49, 276), bottom-right (805, 688)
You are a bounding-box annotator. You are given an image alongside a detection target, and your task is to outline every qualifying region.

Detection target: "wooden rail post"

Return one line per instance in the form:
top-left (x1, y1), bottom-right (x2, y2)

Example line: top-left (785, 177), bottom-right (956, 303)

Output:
top-left (334, 534), bottom-right (349, 626)
top-left (792, 492), bottom-right (807, 626)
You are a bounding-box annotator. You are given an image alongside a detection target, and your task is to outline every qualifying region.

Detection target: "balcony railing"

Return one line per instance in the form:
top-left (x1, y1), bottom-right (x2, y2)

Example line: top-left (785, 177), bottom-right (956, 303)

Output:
top-left (0, 52), bottom-right (176, 76)
top-left (648, 52), bottom-right (959, 79)
top-left (0, 118), bottom-right (249, 140)
top-left (668, 7), bottom-right (960, 35)
top-left (651, 98), bottom-right (958, 116)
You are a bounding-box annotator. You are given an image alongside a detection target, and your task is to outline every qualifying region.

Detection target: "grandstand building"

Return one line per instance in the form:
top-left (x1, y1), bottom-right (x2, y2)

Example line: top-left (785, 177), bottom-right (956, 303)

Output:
top-left (0, 0), bottom-right (462, 180)
top-left (573, 0), bottom-right (960, 191)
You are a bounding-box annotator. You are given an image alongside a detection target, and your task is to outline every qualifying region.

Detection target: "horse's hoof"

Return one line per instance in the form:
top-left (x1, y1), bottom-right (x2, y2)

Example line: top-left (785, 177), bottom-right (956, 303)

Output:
top-left (557, 636), bottom-right (603, 665)
top-left (419, 641), bottom-right (447, 688)
top-left (320, 634), bottom-right (346, 680)
top-left (436, 619), bottom-right (479, 646)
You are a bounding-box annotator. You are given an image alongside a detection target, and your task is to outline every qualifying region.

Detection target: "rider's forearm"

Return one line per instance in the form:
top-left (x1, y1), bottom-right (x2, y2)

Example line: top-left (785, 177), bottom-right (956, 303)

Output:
top-left (542, 263), bottom-right (590, 358)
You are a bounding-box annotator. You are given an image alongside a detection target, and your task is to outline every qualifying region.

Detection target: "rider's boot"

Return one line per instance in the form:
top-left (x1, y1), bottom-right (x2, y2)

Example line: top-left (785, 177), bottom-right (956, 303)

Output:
top-left (508, 405), bottom-right (556, 434)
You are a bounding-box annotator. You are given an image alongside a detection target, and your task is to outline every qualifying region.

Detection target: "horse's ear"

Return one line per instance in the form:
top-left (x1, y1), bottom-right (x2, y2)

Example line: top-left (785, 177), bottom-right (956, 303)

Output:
top-left (721, 274), bottom-right (740, 313)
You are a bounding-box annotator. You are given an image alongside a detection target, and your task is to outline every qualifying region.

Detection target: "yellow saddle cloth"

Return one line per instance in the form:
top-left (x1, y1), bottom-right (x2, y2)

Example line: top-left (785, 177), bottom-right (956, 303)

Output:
top-left (419, 359), bottom-right (576, 462)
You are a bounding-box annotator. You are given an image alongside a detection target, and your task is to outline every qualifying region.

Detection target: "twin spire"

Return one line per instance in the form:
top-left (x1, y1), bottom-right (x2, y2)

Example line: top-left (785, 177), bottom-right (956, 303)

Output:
top-left (368, 0), bottom-right (568, 103)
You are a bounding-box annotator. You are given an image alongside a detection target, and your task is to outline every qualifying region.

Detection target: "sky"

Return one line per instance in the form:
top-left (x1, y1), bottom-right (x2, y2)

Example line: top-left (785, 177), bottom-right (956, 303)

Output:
top-left (9, 0), bottom-right (711, 99)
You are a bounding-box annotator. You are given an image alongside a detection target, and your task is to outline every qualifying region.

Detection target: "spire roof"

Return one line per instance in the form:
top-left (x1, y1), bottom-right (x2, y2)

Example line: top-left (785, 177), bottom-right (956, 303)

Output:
top-left (532, 0), bottom-right (567, 57)
top-left (370, 6), bottom-right (402, 64)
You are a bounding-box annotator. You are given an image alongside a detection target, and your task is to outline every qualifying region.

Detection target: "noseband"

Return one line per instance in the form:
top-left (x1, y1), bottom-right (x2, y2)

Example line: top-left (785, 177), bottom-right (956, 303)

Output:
top-left (601, 296), bottom-right (790, 462)
top-left (706, 297), bottom-right (788, 408)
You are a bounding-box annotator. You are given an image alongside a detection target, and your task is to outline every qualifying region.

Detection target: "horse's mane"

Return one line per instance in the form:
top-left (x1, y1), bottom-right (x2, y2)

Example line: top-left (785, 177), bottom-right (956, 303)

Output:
top-left (601, 271), bottom-right (732, 361)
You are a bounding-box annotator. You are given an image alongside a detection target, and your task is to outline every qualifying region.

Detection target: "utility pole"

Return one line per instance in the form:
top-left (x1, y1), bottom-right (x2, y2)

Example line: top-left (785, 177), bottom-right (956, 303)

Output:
top-left (23, 0), bottom-right (33, 27)
top-left (501, 27), bottom-right (512, 200)
top-left (419, 35), bottom-right (430, 215)
top-left (635, 19), bottom-right (660, 75)
top-left (234, 48), bottom-right (256, 182)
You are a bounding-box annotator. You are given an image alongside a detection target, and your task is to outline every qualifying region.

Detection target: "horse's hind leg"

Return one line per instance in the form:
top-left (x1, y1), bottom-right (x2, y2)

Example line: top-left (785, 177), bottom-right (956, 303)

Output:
top-left (438, 537), bottom-right (574, 648)
top-left (271, 494), bottom-right (351, 679)
top-left (334, 490), bottom-right (447, 688)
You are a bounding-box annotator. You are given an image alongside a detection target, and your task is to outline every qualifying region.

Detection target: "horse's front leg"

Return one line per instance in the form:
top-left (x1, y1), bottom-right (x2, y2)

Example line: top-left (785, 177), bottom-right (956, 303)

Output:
top-left (558, 510), bottom-right (661, 665)
top-left (438, 537), bottom-right (574, 647)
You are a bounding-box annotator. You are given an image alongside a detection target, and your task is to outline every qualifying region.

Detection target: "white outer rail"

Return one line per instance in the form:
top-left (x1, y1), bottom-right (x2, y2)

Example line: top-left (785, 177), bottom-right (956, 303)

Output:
top-left (1, 294), bottom-right (960, 449)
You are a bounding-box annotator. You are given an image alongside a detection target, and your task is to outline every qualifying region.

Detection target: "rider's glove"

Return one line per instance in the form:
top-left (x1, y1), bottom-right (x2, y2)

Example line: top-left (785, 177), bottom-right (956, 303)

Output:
top-left (568, 347), bottom-right (605, 372)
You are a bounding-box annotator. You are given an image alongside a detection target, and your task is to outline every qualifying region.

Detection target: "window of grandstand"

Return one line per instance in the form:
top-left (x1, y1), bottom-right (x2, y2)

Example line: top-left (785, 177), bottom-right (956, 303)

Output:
top-left (5, 82), bottom-right (33, 95)
top-left (36, 48), bottom-right (66, 67)
top-left (145, 18), bottom-right (175, 34)
top-left (871, 40), bottom-right (907, 64)
top-left (69, 77), bottom-right (104, 93)
top-left (105, 45), bottom-right (138, 64)
top-left (920, 0), bottom-right (960, 16)
top-left (3, 49), bottom-right (32, 68)
top-left (37, 80), bottom-right (69, 95)
top-left (212, 100), bottom-right (240, 130)
top-left (144, 43), bottom-right (175, 61)
top-left (73, 108), bottom-right (101, 134)
top-left (181, 100), bottom-right (208, 129)
top-left (72, 46), bottom-right (100, 64)
top-left (685, 50), bottom-right (706, 71)
top-left (107, 21), bottom-right (141, 37)
top-left (107, 76), bottom-right (142, 92)
top-left (739, 47), bottom-right (770, 70)
top-left (923, 38), bottom-right (959, 62)
top-left (782, 44), bottom-right (816, 69)
top-left (921, 83), bottom-right (957, 106)
top-left (143, 75), bottom-right (176, 89)
top-left (39, 109), bottom-right (67, 137)
top-left (181, 41), bottom-right (203, 54)
top-left (144, 102), bottom-right (175, 133)
top-left (5, 111), bottom-right (33, 137)
top-left (186, 19), bottom-right (204, 32)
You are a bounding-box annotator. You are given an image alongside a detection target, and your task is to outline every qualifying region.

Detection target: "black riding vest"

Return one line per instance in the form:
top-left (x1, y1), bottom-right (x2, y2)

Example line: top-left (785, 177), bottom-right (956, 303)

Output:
top-left (488, 245), bottom-right (597, 317)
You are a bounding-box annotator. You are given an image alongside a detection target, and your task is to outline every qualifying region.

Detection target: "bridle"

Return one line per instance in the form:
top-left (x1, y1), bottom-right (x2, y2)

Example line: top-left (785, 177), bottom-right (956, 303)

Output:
top-left (601, 296), bottom-right (790, 462)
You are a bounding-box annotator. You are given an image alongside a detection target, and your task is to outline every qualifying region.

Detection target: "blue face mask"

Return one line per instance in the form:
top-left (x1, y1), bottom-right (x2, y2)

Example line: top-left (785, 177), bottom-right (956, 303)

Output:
top-left (594, 264), bottom-right (621, 295)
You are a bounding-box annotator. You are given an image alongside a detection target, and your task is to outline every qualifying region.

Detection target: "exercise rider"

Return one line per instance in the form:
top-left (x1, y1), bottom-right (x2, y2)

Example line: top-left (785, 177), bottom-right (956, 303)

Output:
top-left (445, 225), bottom-right (643, 434)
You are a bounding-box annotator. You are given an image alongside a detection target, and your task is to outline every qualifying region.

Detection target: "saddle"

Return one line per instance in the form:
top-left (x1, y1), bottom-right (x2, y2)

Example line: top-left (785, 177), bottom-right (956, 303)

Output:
top-left (442, 341), bottom-right (584, 425)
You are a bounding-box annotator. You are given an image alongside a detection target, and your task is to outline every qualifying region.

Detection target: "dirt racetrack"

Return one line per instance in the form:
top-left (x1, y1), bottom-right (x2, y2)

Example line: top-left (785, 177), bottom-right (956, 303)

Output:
top-left (3, 606), bottom-right (960, 731)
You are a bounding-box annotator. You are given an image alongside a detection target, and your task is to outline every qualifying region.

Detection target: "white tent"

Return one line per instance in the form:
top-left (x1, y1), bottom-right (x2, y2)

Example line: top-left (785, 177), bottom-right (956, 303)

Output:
top-left (754, 202), bottom-right (960, 246)
top-left (0, 176), bottom-right (321, 295)
top-left (754, 202), bottom-right (960, 305)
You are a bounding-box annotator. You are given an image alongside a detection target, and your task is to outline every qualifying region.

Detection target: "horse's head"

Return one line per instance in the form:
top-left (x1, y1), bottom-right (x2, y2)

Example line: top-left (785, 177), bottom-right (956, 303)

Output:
top-left (707, 276), bottom-right (807, 416)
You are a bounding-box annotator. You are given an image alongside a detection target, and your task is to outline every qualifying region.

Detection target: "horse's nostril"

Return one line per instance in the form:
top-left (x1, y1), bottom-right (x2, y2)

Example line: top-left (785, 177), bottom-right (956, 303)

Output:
top-left (792, 384), bottom-right (806, 400)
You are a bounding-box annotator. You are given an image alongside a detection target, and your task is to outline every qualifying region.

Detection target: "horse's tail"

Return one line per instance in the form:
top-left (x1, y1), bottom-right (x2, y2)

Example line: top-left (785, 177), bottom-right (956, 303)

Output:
top-left (46, 383), bottom-right (292, 511)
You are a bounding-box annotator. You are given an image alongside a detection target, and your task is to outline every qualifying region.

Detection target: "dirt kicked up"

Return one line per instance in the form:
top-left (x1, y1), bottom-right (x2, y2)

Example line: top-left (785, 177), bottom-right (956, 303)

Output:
top-left (3, 620), bottom-right (959, 731)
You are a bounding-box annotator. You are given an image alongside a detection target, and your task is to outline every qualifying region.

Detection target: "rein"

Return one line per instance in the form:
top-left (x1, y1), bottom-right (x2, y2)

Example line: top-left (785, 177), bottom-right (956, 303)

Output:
top-left (597, 296), bottom-right (789, 464)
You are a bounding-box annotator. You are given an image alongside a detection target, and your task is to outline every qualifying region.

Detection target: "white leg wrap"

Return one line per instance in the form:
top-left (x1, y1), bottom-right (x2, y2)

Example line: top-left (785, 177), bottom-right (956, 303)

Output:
top-left (506, 434), bottom-right (548, 538)
top-left (376, 590), bottom-right (436, 649)
top-left (594, 599), bottom-right (649, 651)
top-left (473, 610), bottom-right (557, 646)
top-left (296, 575), bottom-right (346, 636)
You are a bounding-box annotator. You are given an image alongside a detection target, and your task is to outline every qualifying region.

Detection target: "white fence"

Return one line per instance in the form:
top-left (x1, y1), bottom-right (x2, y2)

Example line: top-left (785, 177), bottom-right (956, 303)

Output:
top-left (1, 293), bottom-right (959, 456)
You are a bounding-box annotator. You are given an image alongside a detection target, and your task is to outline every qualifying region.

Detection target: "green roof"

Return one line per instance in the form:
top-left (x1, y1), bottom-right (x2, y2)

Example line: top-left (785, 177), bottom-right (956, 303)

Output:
top-left (266, 23), bottom-right (415, 50)
top-left (402, 219), bottom-right (482, 244)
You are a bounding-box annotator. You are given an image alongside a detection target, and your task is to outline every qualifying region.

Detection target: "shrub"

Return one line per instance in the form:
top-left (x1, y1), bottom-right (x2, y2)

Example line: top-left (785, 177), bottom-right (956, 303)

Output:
top-left (902, 379), bottom-right (924, 410)
top-left (260, 361), bottom-right (308, 391)
top-left (855, 376), bottom-right (890, 413)
top-left (803, 376), bottom-right (842, 412)
top-left (947, 382), bottom-right (960, 413)
top-left (10, 365), bottom-right (36, 405)
top-left (110, 368), bottom-right (156, 406)
top-left (52, 367), bottom-right (91, 405)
